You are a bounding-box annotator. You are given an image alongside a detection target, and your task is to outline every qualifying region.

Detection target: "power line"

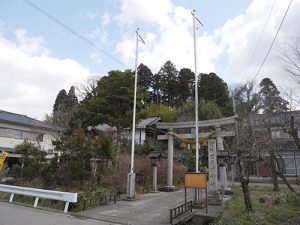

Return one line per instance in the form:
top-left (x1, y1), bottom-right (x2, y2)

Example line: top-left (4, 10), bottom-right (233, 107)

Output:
top-left (22, 0), bottom-right (128, 68)
top-left (253, 0), bottom-right (293, 80)
top-left (245, 0), bottom-right (277, 75)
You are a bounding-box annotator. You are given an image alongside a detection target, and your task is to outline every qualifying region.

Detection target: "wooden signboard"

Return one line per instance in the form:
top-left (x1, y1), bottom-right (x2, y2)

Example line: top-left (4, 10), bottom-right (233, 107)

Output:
top-left (185, 172), bottom-right (207, 188)
top-left (0, 151), bottom-right (8, 169)
top-left (184, 172), bottom-right (208, 214)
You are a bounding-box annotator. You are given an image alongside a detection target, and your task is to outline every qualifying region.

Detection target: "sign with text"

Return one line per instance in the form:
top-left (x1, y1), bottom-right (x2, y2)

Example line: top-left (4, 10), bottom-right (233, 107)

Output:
top-left (184, 172), bottom-right (207, 189)
top-left (0, 151), bottom-right (8, 168)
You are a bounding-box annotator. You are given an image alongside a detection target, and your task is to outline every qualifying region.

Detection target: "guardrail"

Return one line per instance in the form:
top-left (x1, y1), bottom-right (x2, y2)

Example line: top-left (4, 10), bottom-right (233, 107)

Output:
top-left (169, 200), bottom-right (193, 224)
top-left (82, 194), bottom-right (117, 210)
top-left (0, 184), bottom-right (77, 213)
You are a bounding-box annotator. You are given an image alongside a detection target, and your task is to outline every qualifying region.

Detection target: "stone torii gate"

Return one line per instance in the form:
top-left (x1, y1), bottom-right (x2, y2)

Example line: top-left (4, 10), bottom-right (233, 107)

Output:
top-left (154, 115), bottom-right (237, 191)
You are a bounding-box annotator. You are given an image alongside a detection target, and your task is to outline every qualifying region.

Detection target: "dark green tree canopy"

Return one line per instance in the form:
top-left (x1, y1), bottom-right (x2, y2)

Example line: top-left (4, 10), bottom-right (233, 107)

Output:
top-left (53, 86), bottom-right (79, 128)
top-left (258, 77), bottom-right (288, 113)
top-left (177, 68), bottom-right (194, 102)
top-left (71, 70), bottom-right (148, 132)
top-left (137, 63), bottom-right (153, 91)
top-left (176, 100), bottom-right (222, 122)
top-left (151, 73), bottom-right (162, 105)
top-left (158, 61), bottom-right (178, 107)
top-left (198, 73), bottom-right (230, 114)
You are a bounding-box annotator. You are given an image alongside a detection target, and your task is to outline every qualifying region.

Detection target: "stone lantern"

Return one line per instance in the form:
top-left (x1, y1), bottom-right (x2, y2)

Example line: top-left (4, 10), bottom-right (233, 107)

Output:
top-left (148, 152), bottom-right (161, 192)
top-left (217, 150), bottom-right (229, 196)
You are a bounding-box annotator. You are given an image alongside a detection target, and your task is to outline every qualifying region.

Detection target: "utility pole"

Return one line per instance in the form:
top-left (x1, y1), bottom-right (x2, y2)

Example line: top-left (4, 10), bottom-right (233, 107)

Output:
top-left (191, 9), bottom-right (204, 203)
top-left (127, 28), bottom-right (145, 199)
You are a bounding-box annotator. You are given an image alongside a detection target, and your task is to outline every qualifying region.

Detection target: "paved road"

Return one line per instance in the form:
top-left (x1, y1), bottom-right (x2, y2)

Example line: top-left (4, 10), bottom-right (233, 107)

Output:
top-left (0, 202), bottom-right (120, 225)
top-left (78, 189), bottom-right (197, 225)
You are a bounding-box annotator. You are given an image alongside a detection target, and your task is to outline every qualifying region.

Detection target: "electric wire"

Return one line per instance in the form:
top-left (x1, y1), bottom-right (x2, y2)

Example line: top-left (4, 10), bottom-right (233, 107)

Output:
top-left (245, 0), bottom-right (277, 76)
top-left (253, 0), bottom-right (293, 80)
top-left (22, 0), bottom-right (128, 68)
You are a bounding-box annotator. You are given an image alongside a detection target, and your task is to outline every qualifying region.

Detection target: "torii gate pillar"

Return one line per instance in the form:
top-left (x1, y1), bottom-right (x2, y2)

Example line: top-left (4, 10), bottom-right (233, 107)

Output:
top-left (164, 128), bottom-right (175, 191)
top-left (216, 126), bottom-right (228, 189)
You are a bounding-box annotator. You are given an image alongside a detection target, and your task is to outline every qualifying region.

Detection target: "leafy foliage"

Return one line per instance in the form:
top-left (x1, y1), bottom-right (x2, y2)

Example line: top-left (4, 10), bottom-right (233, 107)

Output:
top-left (52, 86), bottom-right (79, 128)
top-left (138, 103), bottom-right (177, 122)
top-left (175, 100), bottom-right (223, 122)
top-left (158, 61), bottom-right (179, 107)
top-left (70, 70), bottom-right (148, 133)
top-left (55, 128), bottom-right (114, 184)
top-left (258, 77), bottom-right (288, 113)
top-left (198, 73), bottom-right (231, 115)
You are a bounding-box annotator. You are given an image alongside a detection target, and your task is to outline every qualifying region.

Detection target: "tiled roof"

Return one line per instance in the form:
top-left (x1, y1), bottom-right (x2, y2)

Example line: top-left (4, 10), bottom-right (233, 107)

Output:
top-left (0, 110), bottom-right (60, 131)
top-left (137, 116), bottom-right (162, 128)
top-left (251, 110), bottom-right (300, 126)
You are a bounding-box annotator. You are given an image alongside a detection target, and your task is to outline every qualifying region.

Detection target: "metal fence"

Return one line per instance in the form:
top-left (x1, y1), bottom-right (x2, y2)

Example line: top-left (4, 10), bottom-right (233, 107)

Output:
top-left (169, 200), bottom-right (193, 224)
top-left (82, 194), bottom-right (117, 210)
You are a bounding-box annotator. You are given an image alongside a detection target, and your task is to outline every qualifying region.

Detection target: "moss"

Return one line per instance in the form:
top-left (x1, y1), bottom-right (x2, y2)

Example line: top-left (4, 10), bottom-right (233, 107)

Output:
top-left (213, 186), bottom-right (300, 225)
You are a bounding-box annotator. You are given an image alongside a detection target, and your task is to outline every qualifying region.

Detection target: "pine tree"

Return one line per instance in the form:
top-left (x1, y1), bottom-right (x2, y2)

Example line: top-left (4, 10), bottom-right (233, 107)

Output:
top-left (177, 68), bottom-right (194, 102)
top-left (198, 73), bottom-right (230, 115)
top-left (137, 63), bottom-right (153, 91)
top-left (258, 77), bottom-right (288, 113)
top-left (52, 86), bottom-right (78, 128)
top-left (158, 61), bottom-right (178, 107)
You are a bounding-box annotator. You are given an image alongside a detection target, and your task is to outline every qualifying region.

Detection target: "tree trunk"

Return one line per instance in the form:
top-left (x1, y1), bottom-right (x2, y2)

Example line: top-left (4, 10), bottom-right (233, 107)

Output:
top-left (289, 116), bottom-right (300, 153)
top-left (272, 172), bottom-right (280, 191)
top-left (241, 177), bottom-right (253, 212)
top-left (274, 153), bottom-right (296, 192)
top-left (274, 171), bottom-right (296, 192)
top-left (114, 130), bottom-right (121, 171)
top-left (268, 153), bottom-right (280, 191)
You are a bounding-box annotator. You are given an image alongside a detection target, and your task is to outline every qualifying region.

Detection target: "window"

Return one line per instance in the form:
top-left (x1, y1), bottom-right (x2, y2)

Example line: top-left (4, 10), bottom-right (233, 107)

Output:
top-left (0, 128), bottom-right (5, 137)
top-left (22, 131), bottom-right (31, 140)
top-left (13, 130), bottom-right (22, 139)
top-left (280, 130), bottom-right (289, 139)
top-left (5, 129), bottom-right (13, 138)
top-left (283, 158), bottom-right (296, 175)
top-left (271, 129), bottom-right (289, 139)
top-left (296, 157), bottom-right (300, 176)
top-left (271, 130), bottom-right (281, 139)
top-left (0, 127), bottom-right (43, 141)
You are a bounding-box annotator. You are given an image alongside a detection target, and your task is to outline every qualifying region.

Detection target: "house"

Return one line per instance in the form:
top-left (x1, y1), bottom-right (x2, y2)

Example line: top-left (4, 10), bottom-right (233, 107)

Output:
top-left (123, 116), bottom-right (162, 145)
top-left (0, 110), bottom-right (61, 157)
top-left (249, 111), bottom-right (300, 177)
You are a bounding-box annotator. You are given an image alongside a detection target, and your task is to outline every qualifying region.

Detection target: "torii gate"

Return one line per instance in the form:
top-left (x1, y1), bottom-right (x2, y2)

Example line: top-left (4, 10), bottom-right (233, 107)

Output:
top-left (154, 115), bottom-right (237, 191)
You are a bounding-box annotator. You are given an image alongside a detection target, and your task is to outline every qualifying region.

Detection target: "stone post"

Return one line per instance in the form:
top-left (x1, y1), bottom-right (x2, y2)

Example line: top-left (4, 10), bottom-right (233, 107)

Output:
top-left (152, 165), bottom-right (158, 192)
top-left (165, 129), bottom-right (175, 191)
top-left (208, 139), bottom-right (219, 203)
top-left (216, 126), bottom-right (228, 189)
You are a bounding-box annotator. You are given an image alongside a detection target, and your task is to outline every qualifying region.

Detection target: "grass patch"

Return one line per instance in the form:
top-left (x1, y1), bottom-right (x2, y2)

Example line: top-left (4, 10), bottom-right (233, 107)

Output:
top-left (212, 186), bottom-right (300, 225)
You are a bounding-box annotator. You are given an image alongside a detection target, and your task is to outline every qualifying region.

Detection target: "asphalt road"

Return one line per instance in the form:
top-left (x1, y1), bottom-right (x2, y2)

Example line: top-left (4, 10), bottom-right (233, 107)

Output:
top-left (0, 202), bottom-right (120, 225)
top-left (78, 189), bottom-right (199, 225)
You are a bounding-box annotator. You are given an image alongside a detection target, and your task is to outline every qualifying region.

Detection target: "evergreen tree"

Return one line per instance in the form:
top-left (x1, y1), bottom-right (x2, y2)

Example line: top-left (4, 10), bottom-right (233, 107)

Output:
top-left (258, 77), bottom-right (288, 113)
top-left (158, 61), bottom-right (178, 107)
top-left (67, 86), bottom-right (79, 108)
top-left (176, 100), bottom-right (222, 122)
top-left (198, 73), bottom-right (230, 115)
top-left (72, 70), bottom-right (148, 133)
top-left (137, 63), bottom-right (153, 105)
top-left (53, 89), bottom-right (68, 112)
top-left (177, 68), bottom-right (194, 102)
top-left (53, 86), bottom-right (78, 128)
top-left (137, 63), bottom-right (153, 91)
top-left (151, 73), bottom-right (162, 105)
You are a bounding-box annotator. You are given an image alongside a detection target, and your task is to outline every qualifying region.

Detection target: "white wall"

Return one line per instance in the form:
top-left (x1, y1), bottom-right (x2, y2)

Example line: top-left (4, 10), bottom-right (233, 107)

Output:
top-left (0, 122), bottom-right (58, 152)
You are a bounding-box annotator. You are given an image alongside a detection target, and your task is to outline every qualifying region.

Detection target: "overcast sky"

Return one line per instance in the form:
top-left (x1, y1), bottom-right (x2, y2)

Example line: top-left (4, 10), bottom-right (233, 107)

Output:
top-left (0, 0), bottom-right (299, 120)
